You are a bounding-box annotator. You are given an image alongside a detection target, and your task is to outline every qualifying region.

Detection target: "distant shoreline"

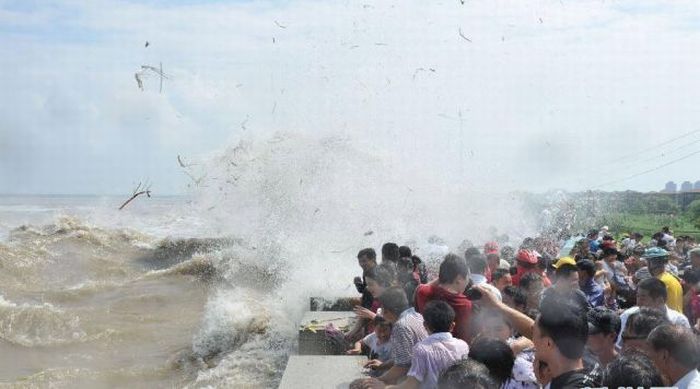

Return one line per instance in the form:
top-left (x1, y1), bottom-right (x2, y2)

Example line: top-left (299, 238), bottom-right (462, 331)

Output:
top-left (0, 193), bottom-right (188, 198)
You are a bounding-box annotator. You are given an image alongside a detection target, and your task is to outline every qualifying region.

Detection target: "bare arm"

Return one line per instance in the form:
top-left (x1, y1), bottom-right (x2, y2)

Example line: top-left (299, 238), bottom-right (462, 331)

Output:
top-left (361, 375), bottom-right (419, 389)
top-left (473, 284), bottom-right (535, 339)
top-left (378, 365), bottom-right (409, 385)
top-left (388, 376), bottom-right (420, 389)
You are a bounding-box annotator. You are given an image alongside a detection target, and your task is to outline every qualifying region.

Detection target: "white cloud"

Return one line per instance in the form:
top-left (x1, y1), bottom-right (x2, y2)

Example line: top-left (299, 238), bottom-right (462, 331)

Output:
top-left (2, 0), bottom-right (700, 194)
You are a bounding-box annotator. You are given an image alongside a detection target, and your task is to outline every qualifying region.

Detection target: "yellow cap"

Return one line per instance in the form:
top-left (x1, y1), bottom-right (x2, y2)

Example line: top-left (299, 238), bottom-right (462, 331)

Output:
top-left (553, 256), bottom-right (576, 268)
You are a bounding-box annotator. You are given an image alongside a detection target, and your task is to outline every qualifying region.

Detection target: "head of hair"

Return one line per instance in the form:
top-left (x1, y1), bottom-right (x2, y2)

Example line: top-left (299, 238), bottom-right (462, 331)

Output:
top-left (555, 263), bottom-right (578, 278)
top-left (357, 248), bottom-right (377, 261)
top-left (381, 242), bottom-right (400, 263)
top-left (378, 287), bottom-right (409, 316)
top-left (464, 247), bottom-right (481, 258)
top-left (625, 307), bottom-right (670, 338)
top-left (503, 285), bottom-right (527, 308)
top-left (411, 255), bottom-right (423, 266)
top-left (364, 265), bottom-right (395, 288)
top-left (521, 237), bottom-right (535, 249)
top-left (647, 324), bottom-right (700, 369)
top-left (373, 315), bottom-right (392, 329)
top-left (466, 253), bottom-right (488, 275)
top-left (438, 359), bottom-right (498, 389)
top-left (536, 293), bottom-right (588, 359)
top-left (468, 338), bottom-right (515, 386)
top-left (587, 307), bottom-right (621, 336)
top-left (602, 350), bottom-right (664, 389)
top-left (519, 272), bottom-right (543, 290)
top-left (492, 268), bottom-right (510, 282)
top-left (576, 259), bottom-right (596, 278)
top-left (397, 257), bottom-right (413, 272)
top-left (423, 300), bottom-right (456, 333)
top-left (398, 245), bottom-right (412, 258)
top-left (638, 277), bottom-right (667, 301)
top-left (681, 268), bottom-right (700, 285)
top-left (438, 253), bottom-right (469, 284)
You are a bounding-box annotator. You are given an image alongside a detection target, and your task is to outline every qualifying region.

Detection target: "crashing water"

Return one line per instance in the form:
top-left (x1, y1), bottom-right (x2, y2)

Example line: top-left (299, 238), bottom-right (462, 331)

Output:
top-left (0, 133), bottom-right (538, 388)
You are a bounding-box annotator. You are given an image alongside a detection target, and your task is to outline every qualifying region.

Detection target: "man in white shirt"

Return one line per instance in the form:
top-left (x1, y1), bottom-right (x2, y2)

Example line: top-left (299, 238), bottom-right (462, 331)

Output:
top-left (647, 325), bottom-right (700, 389)
top-left (615, 278), bottom-right (689, 349)
top-left (466, 252), bottom-right (502, 301)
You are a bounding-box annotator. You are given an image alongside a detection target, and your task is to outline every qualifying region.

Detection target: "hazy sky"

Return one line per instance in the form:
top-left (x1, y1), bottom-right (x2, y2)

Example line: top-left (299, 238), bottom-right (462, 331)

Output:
top-left (1, 0), bottom-right (700, 195)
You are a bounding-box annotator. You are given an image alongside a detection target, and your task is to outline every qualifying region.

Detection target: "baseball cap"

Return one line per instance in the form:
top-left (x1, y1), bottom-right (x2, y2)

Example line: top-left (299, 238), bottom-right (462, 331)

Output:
top-left (515, 249), bottom-right (538, 264)
top-left (642, 247), bottom-right (669, 260)
top-left (484, 242), bottom-right (499, 256)
top-left (553, 256), bottom-right (576, 269)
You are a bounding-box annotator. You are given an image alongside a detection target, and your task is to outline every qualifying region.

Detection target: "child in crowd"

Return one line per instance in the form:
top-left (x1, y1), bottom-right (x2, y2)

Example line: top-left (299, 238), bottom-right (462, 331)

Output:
top-left (348, 316), bottom-right (393, 368)
top-left (359, 300), bottom-right (468, 389)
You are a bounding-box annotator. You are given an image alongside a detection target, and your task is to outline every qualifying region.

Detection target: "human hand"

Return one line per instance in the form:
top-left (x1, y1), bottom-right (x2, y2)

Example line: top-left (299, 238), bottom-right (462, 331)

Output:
top-left (346, 348), bottom-right (361, 355)
top-left (363, 359), bottom-right (383, 370)
top-left (360, 378), bottom-right (386, 389)
top-left (471, 284), bottom-right (500, 307)
top-left (354, 306), bottom-right (376, 320)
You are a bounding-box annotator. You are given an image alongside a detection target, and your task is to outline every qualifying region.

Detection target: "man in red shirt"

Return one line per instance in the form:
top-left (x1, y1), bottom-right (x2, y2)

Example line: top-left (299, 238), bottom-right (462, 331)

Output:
top-left (414, 253), bottom-right (473, 342)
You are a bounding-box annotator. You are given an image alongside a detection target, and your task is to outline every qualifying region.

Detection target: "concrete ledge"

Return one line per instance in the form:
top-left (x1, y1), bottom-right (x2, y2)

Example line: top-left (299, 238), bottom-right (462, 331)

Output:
top-left (278, 355), bottom-right (367, 389)
top-left (299, 311), bottom-right (356, 355)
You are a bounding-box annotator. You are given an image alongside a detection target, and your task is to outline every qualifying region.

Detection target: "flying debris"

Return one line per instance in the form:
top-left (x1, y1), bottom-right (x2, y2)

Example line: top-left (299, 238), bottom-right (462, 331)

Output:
top-left (412, 67), bottom-right (436, 80)
top-left (364, 230), bottom-right (374, 236)
top-left (145, 41), bottom-right (150, 48)
top-left (182, 170), bottom-right (207, 187)
top-left (274, 20), bottom-right (287, 29)
top-left (458, 28), bottom-right (472, 42)
top-left (177, 155), bottom-right (198, 168)
top-left (134, 63), bottom-right (170, 93)
top-left (135, 73), bottom-right (144, 90)
top-left (118, 181), bottom-right (152, 210)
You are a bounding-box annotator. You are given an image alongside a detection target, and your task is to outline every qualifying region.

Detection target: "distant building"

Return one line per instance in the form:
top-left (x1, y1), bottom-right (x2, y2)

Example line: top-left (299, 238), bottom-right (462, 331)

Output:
top-left (680, 181), bottom-right (693, 192)
top-left (662, 181), bottom-right (677, 193)
top-left (695, 181), bottom-right (700, 190)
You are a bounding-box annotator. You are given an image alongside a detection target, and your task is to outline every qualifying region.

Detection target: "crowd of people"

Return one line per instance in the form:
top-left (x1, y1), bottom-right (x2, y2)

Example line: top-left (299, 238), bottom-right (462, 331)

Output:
top-left (341, 228), bottom-right (700, 389)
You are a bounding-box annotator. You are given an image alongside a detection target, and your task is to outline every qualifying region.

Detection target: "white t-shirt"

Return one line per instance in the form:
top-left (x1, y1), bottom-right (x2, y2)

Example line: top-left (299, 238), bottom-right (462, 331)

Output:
top-left (615, 306), bottom-right (690, 349)
top-left (362, 332), bottom-right (392, 362)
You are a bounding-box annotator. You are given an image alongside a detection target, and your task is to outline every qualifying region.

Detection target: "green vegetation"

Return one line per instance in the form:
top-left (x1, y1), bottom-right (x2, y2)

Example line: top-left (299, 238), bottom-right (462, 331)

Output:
top-left (597, 212), bottom-right (700, 240)
top-left (688, 199), bottom-right (700, 229)
top-left (523, 191), bottom-right (700, 240)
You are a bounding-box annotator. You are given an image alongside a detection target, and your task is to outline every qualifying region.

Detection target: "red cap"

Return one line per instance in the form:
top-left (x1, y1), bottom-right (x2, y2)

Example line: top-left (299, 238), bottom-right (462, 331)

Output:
top-left (484, 241), bottom-right (499, 255)
top-left (516, 249), bottom-right (538, 264)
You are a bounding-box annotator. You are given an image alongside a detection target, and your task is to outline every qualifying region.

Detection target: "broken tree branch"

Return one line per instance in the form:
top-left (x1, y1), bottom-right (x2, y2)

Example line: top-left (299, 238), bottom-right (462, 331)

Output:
top-left (119, 182), bottom-right (152, 210)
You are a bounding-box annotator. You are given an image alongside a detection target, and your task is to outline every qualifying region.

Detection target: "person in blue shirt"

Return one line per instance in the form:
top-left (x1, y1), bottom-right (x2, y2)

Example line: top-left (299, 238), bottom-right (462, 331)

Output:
top-left (587, 230), bottom-right (600, 257)
top-left (577, 259), bottom-right (605, 308)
